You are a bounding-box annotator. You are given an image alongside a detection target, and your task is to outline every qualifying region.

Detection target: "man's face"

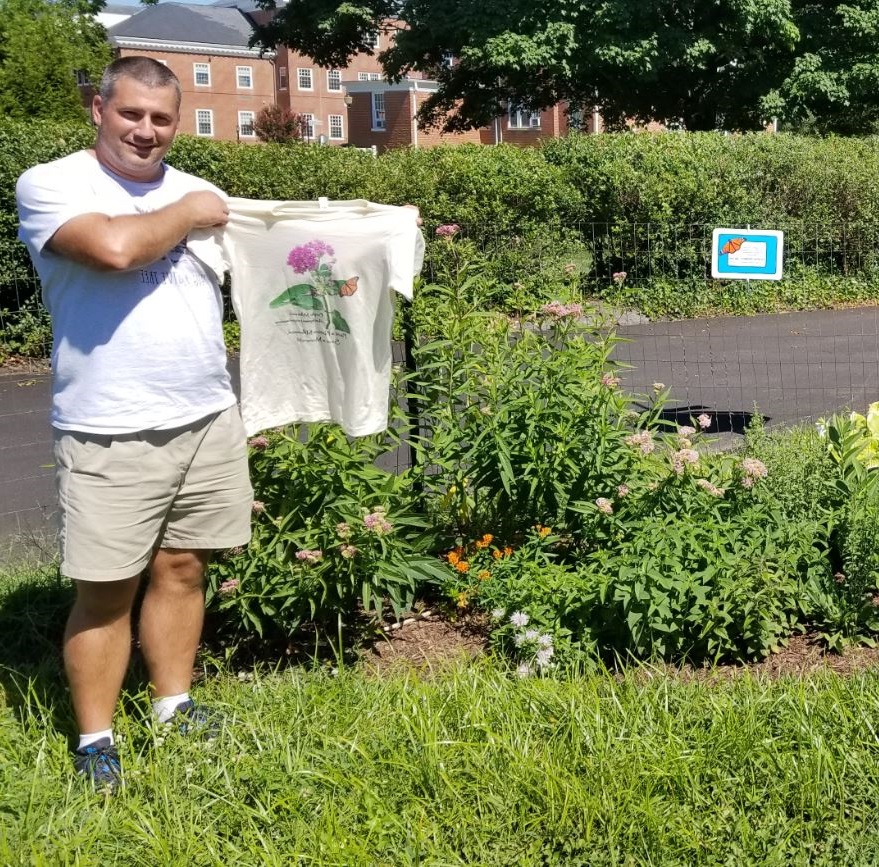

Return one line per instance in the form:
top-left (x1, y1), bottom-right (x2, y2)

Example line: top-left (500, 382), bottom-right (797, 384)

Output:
top-left (92, 76), bottom-right (180, 182)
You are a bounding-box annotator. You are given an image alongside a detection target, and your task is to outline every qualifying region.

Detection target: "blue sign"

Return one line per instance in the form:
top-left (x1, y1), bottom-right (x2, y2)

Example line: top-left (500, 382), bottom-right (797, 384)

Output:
top-left (711, 228), bottom-right (784, 281)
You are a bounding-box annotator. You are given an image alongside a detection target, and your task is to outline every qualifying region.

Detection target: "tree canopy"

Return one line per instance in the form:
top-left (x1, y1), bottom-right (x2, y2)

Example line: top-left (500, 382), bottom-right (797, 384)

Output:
top-left (250, 0), bottom-right (879, 133)
top-left (0, 0), bottom-right (111, 122)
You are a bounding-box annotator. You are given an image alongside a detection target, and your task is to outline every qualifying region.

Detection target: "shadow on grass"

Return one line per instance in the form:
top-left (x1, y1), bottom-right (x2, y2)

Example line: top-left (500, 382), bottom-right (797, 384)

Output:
top-left (0, 568), bottom-right (73, 736)
top-left (0, 570), bottom-right (152, 743)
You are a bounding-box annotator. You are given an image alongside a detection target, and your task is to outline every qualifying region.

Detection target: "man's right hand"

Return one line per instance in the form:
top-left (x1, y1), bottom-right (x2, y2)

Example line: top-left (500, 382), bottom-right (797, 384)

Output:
top-left (48, 190), bottom-right (230, 272)
top-left (179, 191), bottom-right (230, 229)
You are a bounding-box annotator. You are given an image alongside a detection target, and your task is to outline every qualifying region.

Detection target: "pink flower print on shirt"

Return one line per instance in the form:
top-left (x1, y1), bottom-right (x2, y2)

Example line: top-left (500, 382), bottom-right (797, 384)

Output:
top-left (273, 238), bottom-right (357, 334)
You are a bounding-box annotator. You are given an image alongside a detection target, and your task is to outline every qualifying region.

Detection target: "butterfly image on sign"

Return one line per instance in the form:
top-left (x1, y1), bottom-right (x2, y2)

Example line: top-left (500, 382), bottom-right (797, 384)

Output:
top-left (720, 237), bottom-right (746, 255)
top-left (270, 239), bottom-right (359, 334)
top-left (711, 228), bottom-right (784, 281)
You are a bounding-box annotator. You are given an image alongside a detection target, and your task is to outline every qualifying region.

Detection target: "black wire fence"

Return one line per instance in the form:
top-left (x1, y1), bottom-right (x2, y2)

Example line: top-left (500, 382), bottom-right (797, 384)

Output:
top-left (5, 222), bottom-right (879, 545)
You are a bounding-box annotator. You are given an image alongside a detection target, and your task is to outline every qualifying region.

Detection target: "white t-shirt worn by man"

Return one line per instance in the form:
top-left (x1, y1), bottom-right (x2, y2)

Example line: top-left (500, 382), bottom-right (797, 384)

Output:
top-left (190, 198), bottom-right (424, 437)
top-left (16, 149), bottom-right (235, 434)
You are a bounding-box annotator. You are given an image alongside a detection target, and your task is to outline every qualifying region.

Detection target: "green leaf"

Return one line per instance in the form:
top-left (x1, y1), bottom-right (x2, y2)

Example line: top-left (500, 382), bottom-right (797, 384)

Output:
top-left (331, 309), bottom-right (351, 334)
top-left (269, 283), bottom-right (322, 309)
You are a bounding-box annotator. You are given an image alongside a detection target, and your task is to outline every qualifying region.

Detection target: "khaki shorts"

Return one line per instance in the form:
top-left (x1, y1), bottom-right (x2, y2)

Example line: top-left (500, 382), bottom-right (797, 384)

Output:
top-left (53, 405), bottom-right (253, 582)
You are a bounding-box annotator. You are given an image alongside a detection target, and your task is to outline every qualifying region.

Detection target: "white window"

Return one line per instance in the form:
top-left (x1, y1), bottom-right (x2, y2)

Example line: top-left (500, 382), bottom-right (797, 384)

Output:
top-left (301, 113), bottom-right (315, 139)
top-left (298, 68), bottom-right (313, 90)
top-left (508, 105), bottom-right (541, 129)
top-left (328, 114), bottom-right (343, 139)
top-left (238, 111), bottom-right (255, 137)
top-left (236, 66), bottom-right (253, 89)
top-left (364, 31), bottom-right (379, 50)
top-left (195, 109), bottom-right (214, 136)
top-left (194, 63), bottom-right (210, 87)
top-left (371, 92), bottom-right (385, 130)
top-left (358, 72), bottom-right (382, 81)
top-left (442, 51), bottom-right (455, 69)
top-left (74, 70), bottom-right (89, 86)
top-left (327, 69), bottom-right (341, 91)
top-left (278, 66), bottom-right (287, 90)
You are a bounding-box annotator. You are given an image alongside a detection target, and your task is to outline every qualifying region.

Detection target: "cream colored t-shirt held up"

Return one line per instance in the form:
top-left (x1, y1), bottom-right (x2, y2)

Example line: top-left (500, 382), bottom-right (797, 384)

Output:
top-left (191, 198), bottom-right (425, 437)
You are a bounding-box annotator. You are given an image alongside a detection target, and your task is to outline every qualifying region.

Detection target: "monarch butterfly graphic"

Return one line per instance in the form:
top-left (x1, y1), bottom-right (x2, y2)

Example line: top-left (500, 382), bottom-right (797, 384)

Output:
top-left (721, 237), bottom-right (746, 255)
top-left (338, 276), bottom-right (359, 296)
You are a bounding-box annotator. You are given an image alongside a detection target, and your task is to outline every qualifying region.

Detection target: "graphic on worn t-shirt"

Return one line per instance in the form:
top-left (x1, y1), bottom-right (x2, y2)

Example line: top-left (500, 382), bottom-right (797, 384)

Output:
top-left (269, 239), bottom-right (359, 339)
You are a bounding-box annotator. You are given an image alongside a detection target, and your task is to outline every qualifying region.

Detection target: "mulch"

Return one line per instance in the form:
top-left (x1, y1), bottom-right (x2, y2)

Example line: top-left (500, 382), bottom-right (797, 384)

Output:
top-left (360, 614), bottom-right (879, 681)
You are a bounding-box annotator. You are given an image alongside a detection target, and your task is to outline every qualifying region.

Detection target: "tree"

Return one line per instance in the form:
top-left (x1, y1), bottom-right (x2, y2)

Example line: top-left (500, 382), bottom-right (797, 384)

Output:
top-left (253, 104), bottom-right (306, 142)
top-left (0, 0), bottom-right (111, 122)
top-left (250, 0), bottom-right (879, 133)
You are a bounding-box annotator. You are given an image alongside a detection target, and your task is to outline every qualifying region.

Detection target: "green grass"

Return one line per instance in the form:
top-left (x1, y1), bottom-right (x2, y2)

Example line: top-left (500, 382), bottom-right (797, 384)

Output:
top-left (5, 571), bottom-right (879, 865)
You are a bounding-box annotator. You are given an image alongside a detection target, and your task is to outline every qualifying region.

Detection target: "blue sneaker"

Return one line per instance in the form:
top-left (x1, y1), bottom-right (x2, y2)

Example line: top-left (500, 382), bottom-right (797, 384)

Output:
top-left (170, 699), bottom-right (222, 740)
top-left (73, 737), bottom-right (122, 793)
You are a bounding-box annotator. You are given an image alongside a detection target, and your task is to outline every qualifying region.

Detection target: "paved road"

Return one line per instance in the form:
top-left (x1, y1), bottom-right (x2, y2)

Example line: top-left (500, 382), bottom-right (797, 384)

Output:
top-left (4, 305), bottom-right (879, 551)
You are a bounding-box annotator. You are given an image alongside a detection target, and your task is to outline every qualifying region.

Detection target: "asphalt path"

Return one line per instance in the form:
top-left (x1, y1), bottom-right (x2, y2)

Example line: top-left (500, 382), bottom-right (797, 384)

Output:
top-left (3, 304), bottom-right (879, 549)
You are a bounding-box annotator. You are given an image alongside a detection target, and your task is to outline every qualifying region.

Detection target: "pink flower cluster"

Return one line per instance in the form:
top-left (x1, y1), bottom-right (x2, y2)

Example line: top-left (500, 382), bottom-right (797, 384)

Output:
top-left (340, 544), bottom-right (358, 559)
top-left (287, 239), bottom-right (335, 273)
top-left (435, 223), bottom-right (460, 237)
top-left (671, 448), bottom-right (699, 475)
top-left (695, 478), bottom-right (725, 497)
top-left (595, 497), bottom-right (613, 515)
top-left (248, 435), bottom-right (269, 451)
top-left (625, 430), bottom-right (656, 454)
top-left (697, 413), bottom-right (712, 429)
top-left (296, 549), bottom-right (323, 563)
top-left (251, 500), bottom-right (266, 513)
top-left (617, 484), bottom-right (630, 498)
top-left (336, 522), bottom-right (352, 539)
top-left (364, 507), bottom-right (392, 534)
top-left (612, 271), bottom-right (627, 284)
top-left (740, 457), bottom-right (768, 488)
top-left (218, 578), bottom-right (239, 594)
top-left (541, 301), bottom-right (583, 319)
top-left (601, 372), bottom-right (621, 389)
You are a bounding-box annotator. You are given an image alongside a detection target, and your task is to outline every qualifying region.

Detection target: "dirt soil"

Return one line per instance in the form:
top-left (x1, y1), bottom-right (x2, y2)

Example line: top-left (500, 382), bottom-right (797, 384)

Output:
top-left (361, 613), bottom-right (879, 680)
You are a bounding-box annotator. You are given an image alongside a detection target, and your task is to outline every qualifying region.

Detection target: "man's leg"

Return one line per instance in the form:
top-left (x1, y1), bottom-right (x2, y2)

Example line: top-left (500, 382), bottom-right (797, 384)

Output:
top-left (138, 547), bottom-right (211, 699)
top-left (64, 576), bottom-right (141, 734)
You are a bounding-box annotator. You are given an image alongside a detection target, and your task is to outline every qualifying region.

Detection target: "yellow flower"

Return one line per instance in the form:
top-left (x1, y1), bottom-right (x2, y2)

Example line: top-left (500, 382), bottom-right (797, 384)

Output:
top-left (478, 570), bottom-right (491, 581)
top-left (456, 591), bottom-right (470, 609)
top-left (538, 525), bottom-right (551, 538)
top-left (492, 549), bottom-right (503, 560)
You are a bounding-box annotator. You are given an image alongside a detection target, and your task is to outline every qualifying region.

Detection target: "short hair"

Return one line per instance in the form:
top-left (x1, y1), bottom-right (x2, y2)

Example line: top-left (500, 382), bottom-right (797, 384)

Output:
top-left (99, 56), bottom-right (182, 109)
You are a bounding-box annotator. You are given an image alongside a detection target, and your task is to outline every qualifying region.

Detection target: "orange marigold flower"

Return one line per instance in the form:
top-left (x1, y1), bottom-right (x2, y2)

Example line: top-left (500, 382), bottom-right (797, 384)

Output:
top-left (482, 533), bottom-right (493, 544)
top-left (503, 546), bottom-right (513, 557)
top-left (478, 570), bottom-right (491, 581)
top-left (475, 539), bottom-right (488, 549)
top-left (492, 549), bottom-right (503, 560)
top-left (455, 560), bottom-right (470, 573)
top-left (538, 526), bottom-right (551, 538)
top-left (447, 550), bottom-right (460, 565)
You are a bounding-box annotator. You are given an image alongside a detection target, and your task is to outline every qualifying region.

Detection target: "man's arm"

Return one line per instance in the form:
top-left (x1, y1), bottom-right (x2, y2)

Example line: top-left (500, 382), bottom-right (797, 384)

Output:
top-left (47, 190), bottom-right (229, 272)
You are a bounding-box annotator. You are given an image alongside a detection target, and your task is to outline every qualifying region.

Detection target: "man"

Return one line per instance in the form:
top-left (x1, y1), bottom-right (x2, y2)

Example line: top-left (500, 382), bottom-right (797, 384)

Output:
top-left (16, 56), bottom-right (253, 792)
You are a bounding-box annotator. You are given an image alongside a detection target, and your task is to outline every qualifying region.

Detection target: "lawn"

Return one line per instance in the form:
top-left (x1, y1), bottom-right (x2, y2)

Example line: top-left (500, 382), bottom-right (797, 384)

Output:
top-left (4, 571), bottom-right (879, 866)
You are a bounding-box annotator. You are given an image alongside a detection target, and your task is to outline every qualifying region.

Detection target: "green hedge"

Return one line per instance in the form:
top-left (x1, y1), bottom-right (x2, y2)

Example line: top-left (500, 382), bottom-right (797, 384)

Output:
top-left (5, 121), bottom-right (879, 316)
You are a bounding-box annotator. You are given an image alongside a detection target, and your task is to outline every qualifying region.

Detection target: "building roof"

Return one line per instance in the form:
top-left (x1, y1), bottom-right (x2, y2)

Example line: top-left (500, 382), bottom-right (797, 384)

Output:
top-left (108, 3), bottom-right (258, 49)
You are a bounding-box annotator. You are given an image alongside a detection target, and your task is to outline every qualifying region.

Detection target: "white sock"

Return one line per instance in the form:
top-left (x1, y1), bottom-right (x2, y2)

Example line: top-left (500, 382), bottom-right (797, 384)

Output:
top-left (78, 729), bottom-right (114, 750)
top-left (152, 692), bottom-right (189, 724)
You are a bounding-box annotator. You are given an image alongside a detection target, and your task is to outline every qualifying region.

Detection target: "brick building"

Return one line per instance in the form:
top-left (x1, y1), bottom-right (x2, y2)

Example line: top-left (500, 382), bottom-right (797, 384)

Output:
top-left (102, 2), bottom-right (581, 149)
top-left (344, 79), bottom-right (574, 152)
top-left (107, 4), bottom-right (276, 141)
